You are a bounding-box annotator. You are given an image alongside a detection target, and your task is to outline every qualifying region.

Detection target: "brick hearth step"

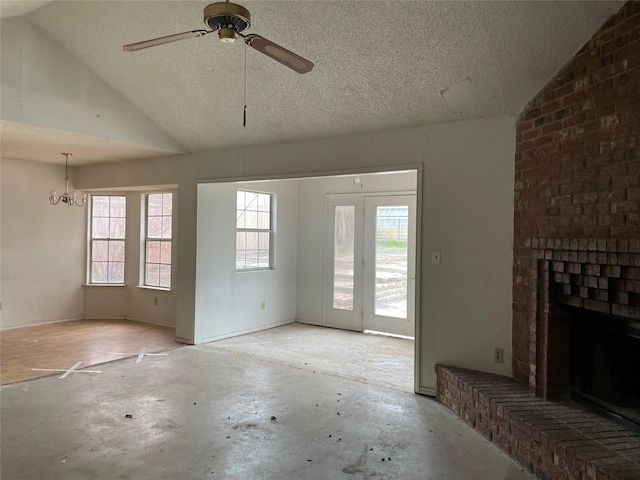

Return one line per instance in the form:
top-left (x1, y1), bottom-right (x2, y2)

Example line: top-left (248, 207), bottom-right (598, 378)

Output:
top-left (435, 365), bottom-right (640, 480)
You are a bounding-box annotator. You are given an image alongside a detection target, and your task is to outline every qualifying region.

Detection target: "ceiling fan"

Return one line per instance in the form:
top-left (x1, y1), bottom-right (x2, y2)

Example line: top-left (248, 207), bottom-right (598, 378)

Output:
top-left (123, 1), bottom-right (314, 74)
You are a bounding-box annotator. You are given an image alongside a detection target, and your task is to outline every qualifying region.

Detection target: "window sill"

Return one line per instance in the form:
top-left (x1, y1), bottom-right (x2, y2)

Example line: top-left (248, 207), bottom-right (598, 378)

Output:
top-left (136, 285), bottom-right (172, 293)
top-left (235, 268), bottom-right (274, 273)
top-left (83, 284), bottom-right (126, 288)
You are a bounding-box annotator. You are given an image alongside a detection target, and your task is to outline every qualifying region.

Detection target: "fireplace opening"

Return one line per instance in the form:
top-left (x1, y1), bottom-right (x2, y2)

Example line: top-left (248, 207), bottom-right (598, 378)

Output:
top-left (570, 308), bottom-right (640, 431)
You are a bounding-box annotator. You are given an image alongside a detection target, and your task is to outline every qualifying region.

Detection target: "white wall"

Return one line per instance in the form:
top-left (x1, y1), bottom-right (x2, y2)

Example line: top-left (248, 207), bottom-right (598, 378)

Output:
top-left (0, 158), bottom-right (85, 328)
top-left (196, 180), bottom-right (298, 342)
top-left (76, 116), bottom-right (516, 394)
top-left (84, 190), bottom-right (178, 327)
top-left (0, 17), bottom-right (186, 154)
top-left (296, 171), bottom-right (418, 325)
top-left (0, 155), bottom-right (3, 324)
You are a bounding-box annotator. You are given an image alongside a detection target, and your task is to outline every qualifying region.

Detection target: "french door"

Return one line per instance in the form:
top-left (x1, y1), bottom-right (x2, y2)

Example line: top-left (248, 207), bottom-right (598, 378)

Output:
top-left (323, 194), bottom-right (416, 337)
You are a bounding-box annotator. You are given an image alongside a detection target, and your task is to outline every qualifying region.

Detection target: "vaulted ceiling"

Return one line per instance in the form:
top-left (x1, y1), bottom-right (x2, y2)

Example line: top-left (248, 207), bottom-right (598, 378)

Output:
top-left (0, 0), bottom-right (625, 164)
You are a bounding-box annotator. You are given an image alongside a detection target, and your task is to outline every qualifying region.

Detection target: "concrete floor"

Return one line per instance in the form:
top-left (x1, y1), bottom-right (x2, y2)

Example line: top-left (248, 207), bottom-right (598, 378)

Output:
top-left (209, 324), bottom-right (415, 392)
top-left (1, 326), bottom-right (534, 480)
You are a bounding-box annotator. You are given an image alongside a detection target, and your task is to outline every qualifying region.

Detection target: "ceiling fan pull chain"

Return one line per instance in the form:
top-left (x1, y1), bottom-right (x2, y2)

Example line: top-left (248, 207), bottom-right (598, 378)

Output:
top-left (243, 40), bottom-right (247, 127)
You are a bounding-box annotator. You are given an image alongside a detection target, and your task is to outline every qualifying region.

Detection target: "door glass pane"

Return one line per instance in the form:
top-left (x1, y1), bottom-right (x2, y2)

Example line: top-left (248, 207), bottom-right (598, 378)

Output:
top-left (375, 206), bottom-right (409, 318)
top-left (333, 206), bottom-right (355, 310)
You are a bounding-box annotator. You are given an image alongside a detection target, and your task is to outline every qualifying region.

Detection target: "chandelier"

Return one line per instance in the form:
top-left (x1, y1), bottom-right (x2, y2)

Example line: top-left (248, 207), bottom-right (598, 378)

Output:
top-left (49, 153), bottom-right (87, 207)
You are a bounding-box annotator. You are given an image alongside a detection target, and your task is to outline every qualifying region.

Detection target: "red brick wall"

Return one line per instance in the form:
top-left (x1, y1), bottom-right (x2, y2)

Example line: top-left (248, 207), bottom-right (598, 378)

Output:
top-left (436, 365), bottom-right (640, 480)
top-left (513, 2), bottom-right (640, 385)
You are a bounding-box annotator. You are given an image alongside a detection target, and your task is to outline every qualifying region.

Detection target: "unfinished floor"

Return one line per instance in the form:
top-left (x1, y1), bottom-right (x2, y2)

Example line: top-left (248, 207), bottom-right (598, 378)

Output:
top-left (1, 323), bottom-right (535, 479)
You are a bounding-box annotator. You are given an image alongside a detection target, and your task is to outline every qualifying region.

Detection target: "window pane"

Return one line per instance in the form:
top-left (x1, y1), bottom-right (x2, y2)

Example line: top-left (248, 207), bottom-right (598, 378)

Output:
top-left (246, 251), bottom-right (258, 269)
top-left (162, 217), bottom-right (172, 239)
top-left (92, 196), bottom-right (110, 216)
top-left (148, 194), bottom-right (163, 216)
top-left (162, 194), bottom-right (173, 215)
top-left (258, 250), bottom-right (270, 268)
top-left (236, 232), bottom-right (246, 250)
top-left (246, 210), bottom-right (258, 228)
top-left (245, 192), bottom-right (258, 210)
top-left (257, 212), bottom-right (270, 229)
top-left (374, 206), bottom-right (409, 318)
top-left (237, 190), bottom-right (246, 210)
top-left (92, 218), bottom-right (109, 238)
top-left (108, 262), bottom-right (125, 283)
top-left (258, 232), bottom-right (270, 250)
top-left (246, 232), bottom-right (258, 249)
top-left (146, 240), bottom-right (160, 263)
top-left (110, 196), bottom-right (126, 218)
top-left (333, 205), bottom-right (355, 311)
top-left (159, 265), bottom-right (171, 288)
top-left (109, 240), bottom-right (125, 262)
top-left (160, 241), bottom-right (172, 264)
top-left (92, 240), bottom-right (109, 261)
top-left (236, 210), bottom-right (246, 229)
top-left (91, 262), bottom-right (108, 283)
top-left (235, 250), bottom-right (246, 270)
top-left (148, 217), bottom-right (162, 238)
top-left (110, 218), bottom-right (126, 239)
top-left (146, 264), bottom-right (159, 286)
top-left (257, 193), bottom-right (270, 212)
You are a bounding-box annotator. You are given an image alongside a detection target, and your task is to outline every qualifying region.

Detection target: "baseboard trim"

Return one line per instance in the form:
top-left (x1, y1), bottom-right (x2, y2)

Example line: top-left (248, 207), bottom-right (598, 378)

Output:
top-left (82, 315), bottom-right (126, 321)
top-left (201, 319), bottom-right (295, 344)
top-left (0, 316), bottom-right (84, 331)
top-left (294, 319), bottom-right (322, 326)
top-left (417, 386), bottom-right (436, 397)
top-left (80, 316), bottom-right (175, 329)
top-left (124, 316), bottom-right (175, 328)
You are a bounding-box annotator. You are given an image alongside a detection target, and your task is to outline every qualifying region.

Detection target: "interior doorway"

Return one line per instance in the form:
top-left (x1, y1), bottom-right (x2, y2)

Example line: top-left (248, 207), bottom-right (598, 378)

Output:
top-left (324, 193), bottom-right (417, 338)
top-left (196, 168), bottom-right (420, 391)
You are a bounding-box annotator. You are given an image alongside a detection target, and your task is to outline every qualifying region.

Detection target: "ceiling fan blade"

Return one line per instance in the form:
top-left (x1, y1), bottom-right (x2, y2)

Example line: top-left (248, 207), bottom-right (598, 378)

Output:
top-left (243, 34), bottom-right (313, 74)
top-left (123, 30), bottom-right (210, 52)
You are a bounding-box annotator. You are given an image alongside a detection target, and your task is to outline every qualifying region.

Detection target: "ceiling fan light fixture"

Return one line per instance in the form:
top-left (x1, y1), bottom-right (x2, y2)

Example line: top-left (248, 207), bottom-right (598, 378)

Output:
top-left (123, 1), bottom-right (313, 74)
top-left (218, 27), bottom-right (236, 43)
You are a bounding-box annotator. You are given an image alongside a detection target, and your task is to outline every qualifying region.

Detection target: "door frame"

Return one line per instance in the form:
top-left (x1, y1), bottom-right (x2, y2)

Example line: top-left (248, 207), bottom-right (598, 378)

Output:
top-left (323, 191), bottom-right (418, 335)
top-left (194, 165), bottom-right (425, 396)
top-left (362, 194), bottom-right (417, 337)
top-left (322, 194), bottom-right (365, 331)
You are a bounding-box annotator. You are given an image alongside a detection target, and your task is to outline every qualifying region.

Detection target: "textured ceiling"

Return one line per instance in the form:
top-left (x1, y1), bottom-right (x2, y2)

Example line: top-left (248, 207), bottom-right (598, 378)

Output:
top-left (0, 0), bottom-right (53, 18)
top-left (2, 1), bottom-right (625, 164)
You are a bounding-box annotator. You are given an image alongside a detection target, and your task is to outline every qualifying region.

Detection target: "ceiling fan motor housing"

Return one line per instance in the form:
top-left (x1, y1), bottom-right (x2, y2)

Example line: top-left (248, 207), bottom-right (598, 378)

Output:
top-left (203, 2), bottom-right (251, 41)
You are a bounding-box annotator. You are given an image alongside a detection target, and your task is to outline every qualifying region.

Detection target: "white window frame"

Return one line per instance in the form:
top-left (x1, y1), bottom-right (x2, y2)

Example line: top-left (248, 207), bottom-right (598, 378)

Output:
top-left (88, 194), bottom-right (127, 285)
top-left (236, 190), bottom-right (274, 271)
top-left (143, 193), bottom-right (172, 289)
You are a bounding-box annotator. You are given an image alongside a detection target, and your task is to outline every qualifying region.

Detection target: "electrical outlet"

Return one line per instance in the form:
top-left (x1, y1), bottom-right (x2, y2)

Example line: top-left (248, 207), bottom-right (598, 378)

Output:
top-left (494, 348), bottom-right (504, 363)
top-left (261, 301), bottom-right (266, 310)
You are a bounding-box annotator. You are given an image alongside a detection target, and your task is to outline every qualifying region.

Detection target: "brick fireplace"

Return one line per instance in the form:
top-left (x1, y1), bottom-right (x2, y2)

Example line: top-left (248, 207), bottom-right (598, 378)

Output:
top-left (512, 1), bottom-right (639, 400)
top-left (436, 3), bottom-right (640, 479)
top-left (526, 238), bottom-right (640, 407)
